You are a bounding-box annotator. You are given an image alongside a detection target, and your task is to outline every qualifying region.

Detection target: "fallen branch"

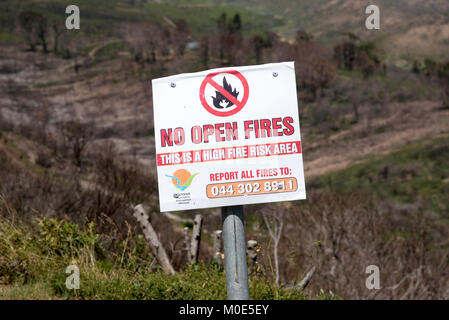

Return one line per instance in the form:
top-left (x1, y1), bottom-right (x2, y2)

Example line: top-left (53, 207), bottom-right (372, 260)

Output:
top-left (297, 266), bottom-right (316, 290)
top-left (133, 204), bottom-right (175, 275)
top-left (162, 211), bottom-right (193, 224)
top-left (288, 266), bottom-right (316, 291)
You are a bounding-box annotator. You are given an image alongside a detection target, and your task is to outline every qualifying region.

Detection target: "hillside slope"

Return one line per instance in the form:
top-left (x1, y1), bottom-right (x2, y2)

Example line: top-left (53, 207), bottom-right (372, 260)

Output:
top-left (158, 0), bottom-right (449, 60)
top-left (1, 0), bottom-right (449, 299)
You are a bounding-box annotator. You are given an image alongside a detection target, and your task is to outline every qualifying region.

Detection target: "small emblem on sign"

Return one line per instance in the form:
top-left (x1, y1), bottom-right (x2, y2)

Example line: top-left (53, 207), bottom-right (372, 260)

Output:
top-left (166, 169), bottom-right (198, 191)
top-left (199, 70), bottom-right (249, 117)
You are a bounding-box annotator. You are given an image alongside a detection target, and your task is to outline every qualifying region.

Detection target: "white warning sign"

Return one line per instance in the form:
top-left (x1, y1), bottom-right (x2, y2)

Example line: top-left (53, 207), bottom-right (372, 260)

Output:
top-left (152, 62), bottom-right (306, 212)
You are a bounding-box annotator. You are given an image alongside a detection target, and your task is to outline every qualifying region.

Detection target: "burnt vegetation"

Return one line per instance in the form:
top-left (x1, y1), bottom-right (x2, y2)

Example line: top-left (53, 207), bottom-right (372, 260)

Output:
top-left (1, 0), bottom-right (449, 299)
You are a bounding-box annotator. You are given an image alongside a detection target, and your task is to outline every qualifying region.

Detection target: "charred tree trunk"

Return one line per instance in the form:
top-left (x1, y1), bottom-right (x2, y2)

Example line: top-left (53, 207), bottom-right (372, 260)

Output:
top-left (189, 214), bottom-right (203, 264)
top-left (184, 226), bottom-right (191, 263)
top-left (247, 240), bottom-right (258, 274)
top-left (213, 230), bottom-right (223, 265)
top-left (133, 204), bottom-right (175, 275)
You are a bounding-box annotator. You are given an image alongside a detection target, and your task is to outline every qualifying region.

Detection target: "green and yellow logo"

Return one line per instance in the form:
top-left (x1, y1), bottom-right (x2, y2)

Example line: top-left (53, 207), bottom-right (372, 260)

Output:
top-left (165, 169), bottom-right (198, 191)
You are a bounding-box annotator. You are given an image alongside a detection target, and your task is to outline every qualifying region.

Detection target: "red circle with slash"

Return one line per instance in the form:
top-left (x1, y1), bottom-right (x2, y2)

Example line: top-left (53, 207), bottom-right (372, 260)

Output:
top-left (199, 70), bottom-right (249, 117)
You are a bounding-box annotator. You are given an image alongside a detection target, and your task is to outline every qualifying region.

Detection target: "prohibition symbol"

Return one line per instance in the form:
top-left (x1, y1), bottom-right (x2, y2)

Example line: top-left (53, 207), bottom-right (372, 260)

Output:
top-left (199, 70), bottom-right (249, 117)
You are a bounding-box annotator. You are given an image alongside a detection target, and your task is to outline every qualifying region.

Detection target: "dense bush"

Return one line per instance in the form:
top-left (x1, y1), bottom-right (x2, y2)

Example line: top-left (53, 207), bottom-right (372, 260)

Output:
top-left (0, 210), bottom-right (317, 300)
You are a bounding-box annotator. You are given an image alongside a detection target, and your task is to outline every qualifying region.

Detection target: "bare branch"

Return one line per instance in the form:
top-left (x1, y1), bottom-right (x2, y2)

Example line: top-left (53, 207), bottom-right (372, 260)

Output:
top-left (133, 204), bottom-right (175, 275)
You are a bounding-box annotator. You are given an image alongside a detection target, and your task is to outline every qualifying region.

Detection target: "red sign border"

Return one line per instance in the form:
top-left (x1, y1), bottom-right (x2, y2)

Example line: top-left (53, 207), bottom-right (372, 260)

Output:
top-left (199, 70), bottom-right (249, 117)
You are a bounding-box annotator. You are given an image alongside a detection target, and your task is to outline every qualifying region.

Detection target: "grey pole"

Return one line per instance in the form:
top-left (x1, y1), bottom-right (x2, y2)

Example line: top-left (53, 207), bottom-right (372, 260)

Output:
top-left (221, 205), bottom-right (250, 300)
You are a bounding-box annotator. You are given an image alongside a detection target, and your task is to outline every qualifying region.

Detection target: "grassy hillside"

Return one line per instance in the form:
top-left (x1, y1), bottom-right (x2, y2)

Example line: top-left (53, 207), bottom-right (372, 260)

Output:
top-left (312, 134), bottom-right (449, 217)
top-left (0, 214), bottom-right (323, 300)
top-left (0, 0), bottom-right (275, 43)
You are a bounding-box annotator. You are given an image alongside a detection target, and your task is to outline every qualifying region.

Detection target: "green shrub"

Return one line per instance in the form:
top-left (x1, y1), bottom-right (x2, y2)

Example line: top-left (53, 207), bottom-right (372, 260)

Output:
top-left (38, 218), bottom-right (99, 257)
top-left (0, 213), bottom-right (319, 300)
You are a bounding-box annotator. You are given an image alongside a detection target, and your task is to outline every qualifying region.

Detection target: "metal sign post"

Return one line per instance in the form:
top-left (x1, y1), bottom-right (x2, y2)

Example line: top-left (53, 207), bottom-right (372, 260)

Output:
top-left (222, 205), bottom-right (249, 300)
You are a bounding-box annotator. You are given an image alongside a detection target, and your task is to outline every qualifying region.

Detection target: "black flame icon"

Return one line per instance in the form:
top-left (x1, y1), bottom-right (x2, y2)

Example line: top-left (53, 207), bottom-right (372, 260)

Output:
top-left (211, 77), bottom-right (239, 109)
